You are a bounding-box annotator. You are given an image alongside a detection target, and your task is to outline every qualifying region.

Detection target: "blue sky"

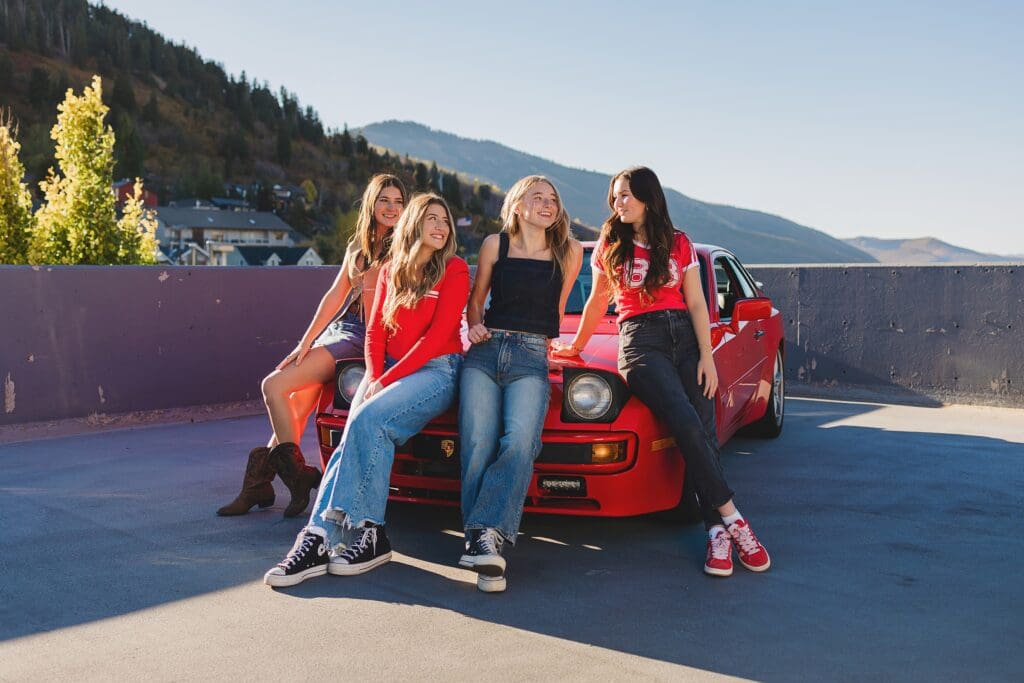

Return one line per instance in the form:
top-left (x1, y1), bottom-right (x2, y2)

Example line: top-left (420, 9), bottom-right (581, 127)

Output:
top-left (102, 0), bottom-right (1023, 255)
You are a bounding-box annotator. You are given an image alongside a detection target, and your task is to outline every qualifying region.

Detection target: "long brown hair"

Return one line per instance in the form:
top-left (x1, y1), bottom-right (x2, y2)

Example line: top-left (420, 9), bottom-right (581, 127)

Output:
top-left (500, 175), bottom-right (573, 277)
top-left (599, 166), bottom-right (677, 298)
top-left (381, 193), bottom-right (459, 331)
top-left (347, 173), bottom-right (407, 278)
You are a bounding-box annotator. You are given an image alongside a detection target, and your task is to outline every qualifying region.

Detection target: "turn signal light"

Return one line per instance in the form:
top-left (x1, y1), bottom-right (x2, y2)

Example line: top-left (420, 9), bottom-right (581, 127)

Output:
top-left (591, 443), bottom-right (623, 463)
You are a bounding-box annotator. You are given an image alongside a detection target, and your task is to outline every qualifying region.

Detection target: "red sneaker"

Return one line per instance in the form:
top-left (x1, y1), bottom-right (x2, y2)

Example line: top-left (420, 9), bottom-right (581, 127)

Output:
top-left (704, 528), bottom-right (733, 576)
top-left (727, 519), bottom-right (771, 572)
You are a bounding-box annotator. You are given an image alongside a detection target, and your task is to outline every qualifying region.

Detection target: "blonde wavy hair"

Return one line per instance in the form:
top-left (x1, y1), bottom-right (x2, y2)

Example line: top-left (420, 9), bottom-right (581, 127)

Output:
top-left (381, 193), bottom-right (459, 331)
top-left (500, 175), bottom-right (573, 278)
top-left (347, 173), bottom-right (408, 278)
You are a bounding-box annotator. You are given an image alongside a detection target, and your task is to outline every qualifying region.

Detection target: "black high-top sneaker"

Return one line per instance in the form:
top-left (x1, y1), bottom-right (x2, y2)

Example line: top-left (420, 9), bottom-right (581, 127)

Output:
top-left (458, 528), bottom-right (482, 569)
top-left (328, 524), bottom-right (393, 576)
top-left (264, 529), bottom-right (329, 588)
top-left (469, 528), bottom-right (506, 577)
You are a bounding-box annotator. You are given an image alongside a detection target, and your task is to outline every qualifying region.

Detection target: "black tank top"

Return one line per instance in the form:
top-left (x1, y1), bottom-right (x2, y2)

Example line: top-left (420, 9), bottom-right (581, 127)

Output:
top-left (483, 233), bottom-right (562, 338)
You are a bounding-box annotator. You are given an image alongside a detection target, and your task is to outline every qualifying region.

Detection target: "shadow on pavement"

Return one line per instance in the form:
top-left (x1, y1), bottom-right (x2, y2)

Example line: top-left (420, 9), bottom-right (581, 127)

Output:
top-left (1, 400), bottom-right (1021, 681)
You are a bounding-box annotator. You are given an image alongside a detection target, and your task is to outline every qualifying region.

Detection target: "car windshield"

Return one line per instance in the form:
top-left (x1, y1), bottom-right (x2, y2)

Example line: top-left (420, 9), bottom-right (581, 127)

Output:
top-left (565, 248), bottom-right (711, 315)
top-left (565, 248), bottom-right (616, 315)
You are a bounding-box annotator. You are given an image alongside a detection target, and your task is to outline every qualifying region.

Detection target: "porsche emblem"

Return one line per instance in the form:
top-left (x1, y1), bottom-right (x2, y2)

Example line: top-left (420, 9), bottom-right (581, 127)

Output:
top-left (440, 439), bottom-right (455, 459)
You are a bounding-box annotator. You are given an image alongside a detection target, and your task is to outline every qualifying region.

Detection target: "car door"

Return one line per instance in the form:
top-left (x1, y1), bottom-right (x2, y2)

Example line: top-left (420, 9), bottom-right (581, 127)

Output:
top-left (713, 253), bottom-right (763, 433)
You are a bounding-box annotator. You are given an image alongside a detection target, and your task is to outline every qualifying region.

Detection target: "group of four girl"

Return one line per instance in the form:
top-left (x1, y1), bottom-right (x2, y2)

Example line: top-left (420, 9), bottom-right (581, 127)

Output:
top-left (218, 168), bottom-right (770, 594)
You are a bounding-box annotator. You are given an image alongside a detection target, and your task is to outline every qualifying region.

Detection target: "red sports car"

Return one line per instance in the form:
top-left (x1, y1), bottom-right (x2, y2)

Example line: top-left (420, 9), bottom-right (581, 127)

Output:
top-left (314, 243), bottom-right (784, 519)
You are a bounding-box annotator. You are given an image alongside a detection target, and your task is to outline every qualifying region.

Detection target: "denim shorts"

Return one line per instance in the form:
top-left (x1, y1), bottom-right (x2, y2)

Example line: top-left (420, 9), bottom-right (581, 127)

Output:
top-left (314, 311), bottom-right (366, 361)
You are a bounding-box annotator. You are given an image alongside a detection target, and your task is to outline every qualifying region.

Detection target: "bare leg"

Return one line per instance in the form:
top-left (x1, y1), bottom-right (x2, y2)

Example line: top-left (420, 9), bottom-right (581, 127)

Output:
top-left (261, 347), bottom-right (336, 445)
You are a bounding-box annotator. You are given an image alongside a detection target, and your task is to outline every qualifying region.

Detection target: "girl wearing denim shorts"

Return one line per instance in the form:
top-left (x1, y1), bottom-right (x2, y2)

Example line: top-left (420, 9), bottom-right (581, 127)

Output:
top-left (554, 166), bottom-right (771, 578)
top-left (458, 176), bottom-right (583, 593)
top-left (265, 193), bottom-right (469, 587)
top-left (218, 174), bottom-right (406, 520)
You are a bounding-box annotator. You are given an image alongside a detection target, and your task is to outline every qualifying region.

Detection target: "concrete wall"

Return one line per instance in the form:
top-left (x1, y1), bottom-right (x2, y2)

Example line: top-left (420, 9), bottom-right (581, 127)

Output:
top-left (2, 263), bottom-right (1021, 427)
top-left (747, 264), bottom-right (1023, 407)
top-left (0, 265), bottom-right (336, 426)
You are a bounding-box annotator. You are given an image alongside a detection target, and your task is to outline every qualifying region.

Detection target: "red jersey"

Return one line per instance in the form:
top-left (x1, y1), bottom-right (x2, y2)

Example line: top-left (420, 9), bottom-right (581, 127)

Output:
top-left (591, 231), bottom-right (699, 323)
top-left (366, 257), bottom-right (470, 387)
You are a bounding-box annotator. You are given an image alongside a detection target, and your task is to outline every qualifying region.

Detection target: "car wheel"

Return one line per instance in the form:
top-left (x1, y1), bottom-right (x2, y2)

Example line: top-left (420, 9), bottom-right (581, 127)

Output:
top-left (748, 348), bottom-right (784, 438)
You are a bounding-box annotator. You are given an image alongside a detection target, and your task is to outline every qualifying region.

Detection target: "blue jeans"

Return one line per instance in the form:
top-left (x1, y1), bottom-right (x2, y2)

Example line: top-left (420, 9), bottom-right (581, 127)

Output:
top-left (307, 353), bottom-right (462, 548)
top-left (459, 330), bottom-right (550, 544)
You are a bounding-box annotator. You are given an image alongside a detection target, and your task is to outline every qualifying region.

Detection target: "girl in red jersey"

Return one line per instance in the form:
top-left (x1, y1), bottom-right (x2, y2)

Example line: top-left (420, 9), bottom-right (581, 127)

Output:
top-left (554, 166), bottom-right (770, 577)
top-left (218, 174), bottom-right (406, 519)
top-left (265, 193), bottom-right (469, 587)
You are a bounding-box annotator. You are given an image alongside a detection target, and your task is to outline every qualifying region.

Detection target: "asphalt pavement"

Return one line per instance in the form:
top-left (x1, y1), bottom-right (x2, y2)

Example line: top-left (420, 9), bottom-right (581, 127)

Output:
top-left (0, 397), bottom-right (1022, 682)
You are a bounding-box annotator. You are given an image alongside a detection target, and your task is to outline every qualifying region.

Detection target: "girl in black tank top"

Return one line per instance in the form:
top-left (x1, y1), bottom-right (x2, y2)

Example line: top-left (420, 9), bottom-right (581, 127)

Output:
top-left (457, 176), bottom-right (583, 593)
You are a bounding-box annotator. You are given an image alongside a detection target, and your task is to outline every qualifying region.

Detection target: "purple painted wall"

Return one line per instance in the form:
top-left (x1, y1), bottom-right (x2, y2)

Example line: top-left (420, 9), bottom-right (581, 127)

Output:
top-left (1, 265), bottom-right (336, 425)
top-left (2, 263), bottom-right (1021, 426)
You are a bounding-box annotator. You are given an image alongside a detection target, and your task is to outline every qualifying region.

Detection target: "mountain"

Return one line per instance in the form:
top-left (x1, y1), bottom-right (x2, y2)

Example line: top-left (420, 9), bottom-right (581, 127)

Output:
top-left (842, 237), bottom-right (1012, 264)
top-left (360, 121), bottom-right (876, 264)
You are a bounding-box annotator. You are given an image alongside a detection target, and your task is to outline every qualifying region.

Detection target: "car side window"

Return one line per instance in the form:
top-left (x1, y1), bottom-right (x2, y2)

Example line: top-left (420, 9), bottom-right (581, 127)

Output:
top-left (714, 255), bottom-right (755, 321)
top-left (727, 255), bottom-right (760, 297)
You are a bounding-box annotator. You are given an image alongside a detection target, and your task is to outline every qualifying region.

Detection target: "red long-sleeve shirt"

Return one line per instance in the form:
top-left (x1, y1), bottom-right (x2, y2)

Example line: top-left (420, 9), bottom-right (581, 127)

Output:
top-left (365, 257), bottom-right (470, 388)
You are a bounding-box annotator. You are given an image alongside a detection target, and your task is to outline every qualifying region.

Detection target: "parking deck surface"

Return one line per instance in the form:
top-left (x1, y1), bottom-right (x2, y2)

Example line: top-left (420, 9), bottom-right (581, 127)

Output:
top-left (1, 397), bottom-right (1022, 681)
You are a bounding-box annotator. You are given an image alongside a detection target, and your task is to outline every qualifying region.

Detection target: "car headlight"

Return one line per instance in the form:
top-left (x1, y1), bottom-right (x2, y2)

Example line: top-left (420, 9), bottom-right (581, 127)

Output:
top-left (566, 373), bottom-right (614, 420)
top-left (561, 367), bottom-right (630, 423)
top-left (333, 361), bottom-right (366, 408)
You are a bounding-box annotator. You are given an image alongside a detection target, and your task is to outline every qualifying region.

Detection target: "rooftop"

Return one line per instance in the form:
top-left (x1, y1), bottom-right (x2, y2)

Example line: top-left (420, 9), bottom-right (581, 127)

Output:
top-left (1, 398), bottom-right (1021, 679)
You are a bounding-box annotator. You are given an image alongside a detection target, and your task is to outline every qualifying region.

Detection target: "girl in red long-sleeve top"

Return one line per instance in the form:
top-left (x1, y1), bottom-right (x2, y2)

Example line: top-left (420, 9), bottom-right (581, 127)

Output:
top-left (265, 193), bottom-right (470, 587)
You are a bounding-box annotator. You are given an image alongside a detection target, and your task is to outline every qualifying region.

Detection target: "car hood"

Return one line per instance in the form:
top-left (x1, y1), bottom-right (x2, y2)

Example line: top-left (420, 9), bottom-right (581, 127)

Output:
top-left (551, 315), bottom-right (620, 376)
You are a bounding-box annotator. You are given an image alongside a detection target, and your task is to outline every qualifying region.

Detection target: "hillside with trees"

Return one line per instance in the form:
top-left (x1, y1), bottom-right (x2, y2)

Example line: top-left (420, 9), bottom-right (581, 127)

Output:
top-left (0, 0), bottom-right (503, 263)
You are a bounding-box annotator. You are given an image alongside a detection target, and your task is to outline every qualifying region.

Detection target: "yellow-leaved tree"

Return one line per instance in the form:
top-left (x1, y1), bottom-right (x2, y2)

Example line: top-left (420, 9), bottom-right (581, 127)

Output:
top-left (0, 113), bottom-right (35, 263)
top-left (31, 76), bottom-right (157, 264)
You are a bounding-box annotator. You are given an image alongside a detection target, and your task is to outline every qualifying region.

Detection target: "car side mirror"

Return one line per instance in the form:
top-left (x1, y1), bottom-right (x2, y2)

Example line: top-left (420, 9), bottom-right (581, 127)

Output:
top-left (731, 298), bottom-right (772, 334)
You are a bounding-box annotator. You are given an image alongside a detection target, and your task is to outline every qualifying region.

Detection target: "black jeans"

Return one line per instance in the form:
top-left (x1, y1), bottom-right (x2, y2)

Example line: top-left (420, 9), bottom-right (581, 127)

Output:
top-left (618, 309), bottom-right (734, 529)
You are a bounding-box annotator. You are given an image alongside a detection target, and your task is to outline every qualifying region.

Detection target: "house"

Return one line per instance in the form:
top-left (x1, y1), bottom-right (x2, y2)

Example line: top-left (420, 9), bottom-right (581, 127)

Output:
top-left (112, 179), bottom-right (158, 208)
top-left (228, 245), bottom-right (324, 267)
top-left (153, 207), bottom-right (301, 251)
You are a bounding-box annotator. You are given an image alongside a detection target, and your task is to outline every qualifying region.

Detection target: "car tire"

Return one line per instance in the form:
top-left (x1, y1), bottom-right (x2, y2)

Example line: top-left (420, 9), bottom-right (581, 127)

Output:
top-left (747, 348), bottom-right (784, 438)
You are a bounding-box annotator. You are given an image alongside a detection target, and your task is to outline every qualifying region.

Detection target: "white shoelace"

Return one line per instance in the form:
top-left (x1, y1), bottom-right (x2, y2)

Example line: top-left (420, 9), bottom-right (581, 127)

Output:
top-left (479, 528), bottom-right (502, 556)
top-left (730, 524), bottom-right (761, 555)
top-left (709, 532), bottom-right (731, 560)
top-left (281, 533), bottom-right (320, 569)
top-left (340, 527), bottom-right (375, 561)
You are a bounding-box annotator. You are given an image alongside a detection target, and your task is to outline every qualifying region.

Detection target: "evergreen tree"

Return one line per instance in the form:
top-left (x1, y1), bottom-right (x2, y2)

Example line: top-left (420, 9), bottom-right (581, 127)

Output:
top-left (31, 76), bottom-right (154, 264)
top-left (142, 92), bottom-right (160, 124)
top-left (28, 67), bottom-right (50, 109)
top-left (0, 116), bottom-right (36, 264)
top-left (276, 127), bottom-right (292, 165)
top-left (111, 76), bottom-right (137, 113)
top-left (0, 55), bottom-right (13, 91)
top-left (340, 125), bottom-right (354, 156)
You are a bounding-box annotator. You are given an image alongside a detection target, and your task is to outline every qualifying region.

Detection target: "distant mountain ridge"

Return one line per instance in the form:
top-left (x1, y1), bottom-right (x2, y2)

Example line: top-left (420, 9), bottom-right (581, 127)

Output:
top-left (842, 237), bottom-right (1011, 264)
top-left (360, 121), bottom-right (876, 265)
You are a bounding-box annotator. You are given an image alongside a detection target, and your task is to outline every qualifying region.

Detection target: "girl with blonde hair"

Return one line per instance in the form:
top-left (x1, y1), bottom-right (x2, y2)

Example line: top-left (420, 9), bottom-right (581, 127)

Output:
top-left (218, 174), bottom-right (406, 519)
top-left (457, 175), bottom-right (583, 593)
top-left (265, 193), bottom-right (470, 587)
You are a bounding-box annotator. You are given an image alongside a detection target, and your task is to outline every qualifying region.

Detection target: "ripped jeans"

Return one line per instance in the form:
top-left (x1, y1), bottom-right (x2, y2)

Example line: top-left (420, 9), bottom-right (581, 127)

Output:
top-left (305, 353), bottom-right (461, 549)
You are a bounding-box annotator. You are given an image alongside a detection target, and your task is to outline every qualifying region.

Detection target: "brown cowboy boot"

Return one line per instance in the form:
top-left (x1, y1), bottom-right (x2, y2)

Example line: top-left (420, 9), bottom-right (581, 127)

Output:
top-left (217, 447), bottom-right (276, 516)
top-left (268, 442), bottom-right (322, 518)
